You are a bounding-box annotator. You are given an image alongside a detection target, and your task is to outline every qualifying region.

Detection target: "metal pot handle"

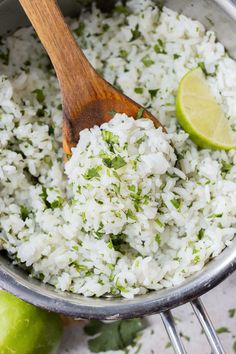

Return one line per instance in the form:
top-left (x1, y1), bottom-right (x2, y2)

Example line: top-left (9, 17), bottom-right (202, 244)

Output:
top-left (160, 297), bottom-right (225, 354)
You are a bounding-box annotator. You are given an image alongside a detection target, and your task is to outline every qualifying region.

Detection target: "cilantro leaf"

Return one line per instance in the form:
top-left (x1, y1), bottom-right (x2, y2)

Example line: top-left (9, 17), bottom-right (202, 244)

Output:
top-left (173, 54), bottom-right (181, 59)
top-left (84, 319), bottom-right (145, 353)
top-left (32, 89), bottom-right (45, 103)
top-left (149, 89), bottom-right (159, 99)
top-left (141, 55), bottom-right (155, 67)
top-left (134, 87), bottom-right (143, 94)
top-left (170, 198), bottom-right (182, 211)
top-left (0, 48), bottom-right (9, 65)
top-left (73, 22), bottom-right (85, 37)
top-left (102, 131), bottom-right (119, 144)
top-left (39, 186), bottom-right (51, 209)
top-left (119, 49), bottom-right (128, 59)
top-left (20, 205), bottom-right (29, 221)
top-left (126, 209), bottom-right (137, 221)
top-left (228, 308), bottom-right (236, 318)
top-left (50, 196), bottom-right (64, 209)
top-left (111, 156), bottom-right (126, 170)
top-left (197, 228), bottom-right (205, 240)
top-left (221, 160), bottom-right (233, 174)
top-left (84, 166), bottom-right (102, 180)
top-left (135, 108), bottom-right (145, 119)
top-left (154, 39), bottom-right (166, 54)
top-left (130, 24), bottom-right (141, 41)
top-left (102, 156), bottom-right (126, 170)
top-left (216, 327), bottom-right (230, 334)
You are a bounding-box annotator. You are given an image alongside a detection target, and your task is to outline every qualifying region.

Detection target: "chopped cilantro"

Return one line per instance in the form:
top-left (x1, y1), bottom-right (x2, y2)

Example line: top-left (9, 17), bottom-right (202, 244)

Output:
top-left (136, 107), bottom-right (145, 119)
top-left (170, 198), bottom-right (182, 211)
top-left (141, 55), bottom-right (155, 67)
top-left (102, 157), bottom-right (113, 168)
top-left (130, 24), bottom-right (141, 42)
top-left (113, 5), bottom-right (130, 15)
top-left (32, 89), bottom-right (45, 103)
top-left (107, 110), bottom-right (117, 117)
top-left (221, 160), bottom-right (233, 174)
top-left (208, 213), bottom-right (223, 219)
top-left (155, 234), bottom-right (161, 246)
top-left (72, 262), bottom-right (89, 273)
top-left (102, 24), bottom-right (110, 32)
top-left (136, 136), bottom-right (146, 146)
top-left (228, 308), bottom-right (236, 318)
top-left (116, 279), bottom-right (128, 293)
top-left (193, 255), bottom-right (200, 264)
top-left (39, 186), bottom-right (50, 209)
top-left (173, 54), bottom-right (181, 59)
top-left (134, 87), bottom-right (144, 94)
top-left (84, 319), bottom-right (145, 353)
top-left (43, 156), bottom-right (52, 167)
top-left (154, 39), bottom-right (166, 54)
top-left (130, 189), bottom-right (149, 212)
top-left (111, 156), bottom-right (126, 170)
top-left (36, 108), bottom-right (45, 117)
top-left (126, 209), bottom-right (137, 221)
top-left (73, 22), bottom-right (85, 37)
top-left (197, 229), bottom-right (205, 240)
top-left (180, 332), bottom-right (190, 342)
top-left (20, 205), bottom-right (29, 221)
top-left (83, 166), bottom-right (102, 180)
top-left (216, 327), bottom-right (230, 334)
top-left (102, 156), bottom-right (126, 170)
top-left (50, 196), bottom-right (64, 209)
top-left (128, 185), bottom-right (136, 192)
top-left (107, 240), bottom-right (113, 249)
top-left (155, 218), bottom-right (164, 228)
top-left (119, 49), bottom-right (128, 59)
top-left (149, 89), bottom-right (159, 98)
top-left (165, 342), bottom-right (171, 349)
top-left (102, 130), bottom-right (119, 144)
top-left (48, 125), bottom-right (55, 135)
top-left (205, 16), bottom-right (214, 26)
top-left (95, 199), bottom-right (104, 205)
top-left (198, 62), bottom-right (218, 77)
top-left (130, 160), bottom-right (137, 171)
top-left (0, 48), bottom-right (9, 65)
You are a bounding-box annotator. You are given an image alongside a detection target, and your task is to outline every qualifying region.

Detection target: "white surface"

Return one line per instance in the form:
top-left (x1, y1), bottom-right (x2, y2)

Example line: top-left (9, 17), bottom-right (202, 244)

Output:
top-left (59, 272), bottom-right (236, 354)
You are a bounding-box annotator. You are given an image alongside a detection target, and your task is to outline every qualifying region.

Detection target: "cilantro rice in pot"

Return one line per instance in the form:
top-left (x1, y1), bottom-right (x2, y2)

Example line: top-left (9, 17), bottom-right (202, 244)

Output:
top-left (1, 0), bottom-right (236, 298)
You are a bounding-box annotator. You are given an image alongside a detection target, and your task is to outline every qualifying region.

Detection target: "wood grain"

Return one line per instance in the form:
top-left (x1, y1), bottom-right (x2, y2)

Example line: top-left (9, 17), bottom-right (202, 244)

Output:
top-left (19, 0), bottom-right (162, 154)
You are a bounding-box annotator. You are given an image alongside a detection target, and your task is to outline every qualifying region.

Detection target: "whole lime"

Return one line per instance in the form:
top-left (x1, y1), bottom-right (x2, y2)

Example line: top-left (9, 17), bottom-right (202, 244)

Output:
top-left (0, 290), bottom-right (63, 354)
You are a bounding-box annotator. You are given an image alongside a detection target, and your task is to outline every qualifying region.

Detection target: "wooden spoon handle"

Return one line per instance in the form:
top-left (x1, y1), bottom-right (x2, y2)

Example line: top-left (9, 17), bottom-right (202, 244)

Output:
top-left (19, 0), bottom-right (97, 110)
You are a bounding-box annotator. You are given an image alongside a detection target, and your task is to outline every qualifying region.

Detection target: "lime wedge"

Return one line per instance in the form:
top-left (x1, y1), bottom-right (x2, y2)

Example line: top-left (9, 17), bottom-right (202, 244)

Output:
top-left (176, 67), bottom-right (236, 150)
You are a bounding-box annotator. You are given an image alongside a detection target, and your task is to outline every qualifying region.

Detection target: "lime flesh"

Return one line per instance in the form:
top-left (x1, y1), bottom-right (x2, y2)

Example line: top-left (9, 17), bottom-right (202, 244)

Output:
top-left (176, 67), bottom-right (236, 150)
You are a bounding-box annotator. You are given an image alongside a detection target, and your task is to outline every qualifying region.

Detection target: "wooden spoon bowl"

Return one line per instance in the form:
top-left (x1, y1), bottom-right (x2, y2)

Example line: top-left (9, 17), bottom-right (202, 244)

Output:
top-left (19, 0), bottom-right (162, 155)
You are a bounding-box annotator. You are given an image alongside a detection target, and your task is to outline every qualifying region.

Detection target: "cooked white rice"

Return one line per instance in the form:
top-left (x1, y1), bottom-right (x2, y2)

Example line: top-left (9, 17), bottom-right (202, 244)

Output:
top-left (1, 0), bottom-right (236, 298)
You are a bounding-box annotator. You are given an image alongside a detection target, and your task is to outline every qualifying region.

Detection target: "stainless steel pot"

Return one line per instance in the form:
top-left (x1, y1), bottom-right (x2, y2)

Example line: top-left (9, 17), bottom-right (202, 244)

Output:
top-left (0, 1), bottom-right (236, 353)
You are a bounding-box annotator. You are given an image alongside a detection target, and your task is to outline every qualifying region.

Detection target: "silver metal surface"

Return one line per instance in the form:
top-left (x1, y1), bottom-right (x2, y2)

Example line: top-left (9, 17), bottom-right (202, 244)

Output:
top-left (0, 0), bottom-right (235, 340)
top-left (160, 311), bottom-right (187, 354)
top-left (191, 298), bottom-right (225, 354)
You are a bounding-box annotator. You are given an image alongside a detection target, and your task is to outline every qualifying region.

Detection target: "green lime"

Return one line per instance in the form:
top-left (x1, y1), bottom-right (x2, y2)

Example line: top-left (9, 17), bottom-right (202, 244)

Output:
top-left (0, 290), bottom-right (63, 354)
top-left (176, 67), bottom-right (236, 150)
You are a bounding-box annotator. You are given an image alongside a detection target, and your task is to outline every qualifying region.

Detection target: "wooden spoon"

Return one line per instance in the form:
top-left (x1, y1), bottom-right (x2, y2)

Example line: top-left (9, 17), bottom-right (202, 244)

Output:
top-left (19, 0), bottom-right (162, 155)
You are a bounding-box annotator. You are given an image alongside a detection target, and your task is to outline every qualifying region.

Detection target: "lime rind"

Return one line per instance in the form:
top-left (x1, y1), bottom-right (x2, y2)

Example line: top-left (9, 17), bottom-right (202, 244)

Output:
top-left (176, 68), bottom-right (236, 150)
